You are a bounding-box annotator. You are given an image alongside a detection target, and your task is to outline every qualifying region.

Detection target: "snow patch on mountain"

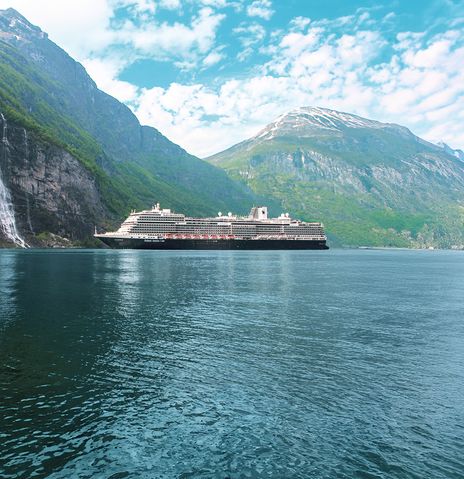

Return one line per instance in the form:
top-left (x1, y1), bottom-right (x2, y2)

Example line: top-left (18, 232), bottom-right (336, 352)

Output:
top-left (436, 141), bottom-right (464, 161)
top-left (256, 106), bottom-right (408, 141)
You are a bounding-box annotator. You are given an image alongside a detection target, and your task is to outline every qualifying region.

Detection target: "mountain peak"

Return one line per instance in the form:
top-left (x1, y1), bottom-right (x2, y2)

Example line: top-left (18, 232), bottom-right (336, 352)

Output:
top-left (0, 7), bottom-right (23, 17)
top-left (436, 141), bottom-right (464, 161)
top-left (0, 8), bottom-right (47, 41)
top-left (288, 106), bottom-right (383, 128)
top-left (255, 106), bottom-right (409, 142)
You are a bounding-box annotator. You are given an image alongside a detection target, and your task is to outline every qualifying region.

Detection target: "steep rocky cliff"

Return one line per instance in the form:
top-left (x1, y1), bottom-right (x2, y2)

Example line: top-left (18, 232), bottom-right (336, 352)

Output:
top-left (208, 107), bottom-right (464, 248)
top-left (0, 112), bottom-right (107, 247)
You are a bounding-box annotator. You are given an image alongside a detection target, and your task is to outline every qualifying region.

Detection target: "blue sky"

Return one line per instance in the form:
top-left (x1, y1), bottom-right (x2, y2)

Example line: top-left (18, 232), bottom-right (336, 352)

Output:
top-left (0, 0), bottom-right (463, 157)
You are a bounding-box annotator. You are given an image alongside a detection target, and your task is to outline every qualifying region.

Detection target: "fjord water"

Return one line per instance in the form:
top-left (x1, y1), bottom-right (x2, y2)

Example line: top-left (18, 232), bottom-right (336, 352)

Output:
top-left (1, 250), bottom-right (463, 479)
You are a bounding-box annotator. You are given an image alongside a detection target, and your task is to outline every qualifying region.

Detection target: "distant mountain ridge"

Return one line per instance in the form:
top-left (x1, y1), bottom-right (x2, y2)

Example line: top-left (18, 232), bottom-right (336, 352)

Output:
top-left (436, 141), bottom-right (464, 162)
top-left (0, 8), bottom-right (258, 246)
top-left (208, 107), bottom-right (464, 248)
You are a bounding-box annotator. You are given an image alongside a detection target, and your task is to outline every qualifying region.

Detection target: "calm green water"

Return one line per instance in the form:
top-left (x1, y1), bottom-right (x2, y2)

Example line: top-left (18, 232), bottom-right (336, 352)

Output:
top-left (1, 249), bottom-right (464, 479)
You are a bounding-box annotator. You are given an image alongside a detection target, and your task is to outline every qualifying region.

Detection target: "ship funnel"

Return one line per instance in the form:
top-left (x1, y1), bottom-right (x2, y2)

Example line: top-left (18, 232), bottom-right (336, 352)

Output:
top-left (250, 206), bottom-right (268, 220)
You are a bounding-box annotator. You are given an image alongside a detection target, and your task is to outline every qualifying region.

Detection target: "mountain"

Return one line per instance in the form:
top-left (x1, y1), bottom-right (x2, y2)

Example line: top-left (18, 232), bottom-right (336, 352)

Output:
top-left (208, 107), bottom-right (464, 248)
top-left (0, 8), bottom-right (257, 247)
top-left (437, 141), bottom-right (464, 162)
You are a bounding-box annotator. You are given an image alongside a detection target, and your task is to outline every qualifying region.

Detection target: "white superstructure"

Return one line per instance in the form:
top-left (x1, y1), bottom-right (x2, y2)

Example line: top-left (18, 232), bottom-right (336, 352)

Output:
top-left (96, 203), bottom-right (326, 241)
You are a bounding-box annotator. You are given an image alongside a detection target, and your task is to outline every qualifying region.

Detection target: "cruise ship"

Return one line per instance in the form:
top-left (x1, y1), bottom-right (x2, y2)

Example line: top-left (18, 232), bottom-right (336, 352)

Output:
top-left (95, 204), bottom-right (329, 250)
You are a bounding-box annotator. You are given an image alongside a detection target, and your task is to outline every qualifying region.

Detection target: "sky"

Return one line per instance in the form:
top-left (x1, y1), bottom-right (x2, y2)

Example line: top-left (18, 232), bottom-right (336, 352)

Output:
top-left (0, 0), bottom-right (463, 157)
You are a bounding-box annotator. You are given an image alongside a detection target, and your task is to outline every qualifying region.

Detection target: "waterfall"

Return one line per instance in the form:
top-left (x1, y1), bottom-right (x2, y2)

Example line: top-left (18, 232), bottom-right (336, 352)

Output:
top-left (23, 128), bottom-right (34, 234)
top-left (25, 195), bottom-right (34, 235)
top-left (23, 128), bottom-right (29, 158)
top-left (0, 113), bottom-right (28, 248)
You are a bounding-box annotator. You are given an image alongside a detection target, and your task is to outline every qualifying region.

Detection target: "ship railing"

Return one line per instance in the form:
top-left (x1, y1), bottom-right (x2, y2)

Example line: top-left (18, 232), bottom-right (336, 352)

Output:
top-left (250, 234), bottom-right (326, 240)
top-left (162, 234), bottom-right (236, 240)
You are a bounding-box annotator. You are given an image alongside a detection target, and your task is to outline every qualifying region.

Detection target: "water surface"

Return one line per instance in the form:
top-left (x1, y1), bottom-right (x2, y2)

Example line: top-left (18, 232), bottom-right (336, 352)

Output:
top-left (1, 249), bottom-right (464, 478)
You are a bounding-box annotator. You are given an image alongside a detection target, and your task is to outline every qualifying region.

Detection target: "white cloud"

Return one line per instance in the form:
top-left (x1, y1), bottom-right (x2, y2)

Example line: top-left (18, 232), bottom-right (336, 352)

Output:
top-left (159, 0), bottom-right (180, 9)
top-left (202, 49), bottom-right (225, 67)
top-left (118, 6), bottom-right (225, 70)
top-left (289, 16), bottom-right (311, 32)
top-left (278, 28), bottom-right (323, 58)
top-left (403, 38), bottom-right (454, 68)
top-left (197, 0), bottom-right (230, 7)
top-left (233, 22), bottom-right (266, 61)
top-left (233, 22), bottom-right (266, 44)
top-left (120, 0), bottom-right (157, 14)
top-left (246, 0), bottom-right (273, 20)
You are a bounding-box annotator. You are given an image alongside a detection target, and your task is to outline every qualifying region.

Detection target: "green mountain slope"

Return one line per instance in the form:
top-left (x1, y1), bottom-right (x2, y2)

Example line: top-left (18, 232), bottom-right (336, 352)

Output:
top-left (0, 8), bottom-right (257, 245)
top-left (207, 107), bottom-right (464, 248)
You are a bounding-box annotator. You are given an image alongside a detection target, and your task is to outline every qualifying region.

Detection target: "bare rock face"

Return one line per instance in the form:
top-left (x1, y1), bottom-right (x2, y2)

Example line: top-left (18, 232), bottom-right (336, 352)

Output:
top-left (0, 113), bottom-right (107, 246)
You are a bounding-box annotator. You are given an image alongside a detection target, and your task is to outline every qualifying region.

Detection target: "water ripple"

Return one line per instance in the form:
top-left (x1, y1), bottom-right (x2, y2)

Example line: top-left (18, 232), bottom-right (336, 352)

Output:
top-left (0, 249), bottom-right (464, 478)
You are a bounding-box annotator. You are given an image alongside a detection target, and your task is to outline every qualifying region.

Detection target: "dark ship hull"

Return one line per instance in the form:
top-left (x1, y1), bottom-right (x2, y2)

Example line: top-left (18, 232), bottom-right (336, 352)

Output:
top-left (98, 237), bottom-right (329, 250)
